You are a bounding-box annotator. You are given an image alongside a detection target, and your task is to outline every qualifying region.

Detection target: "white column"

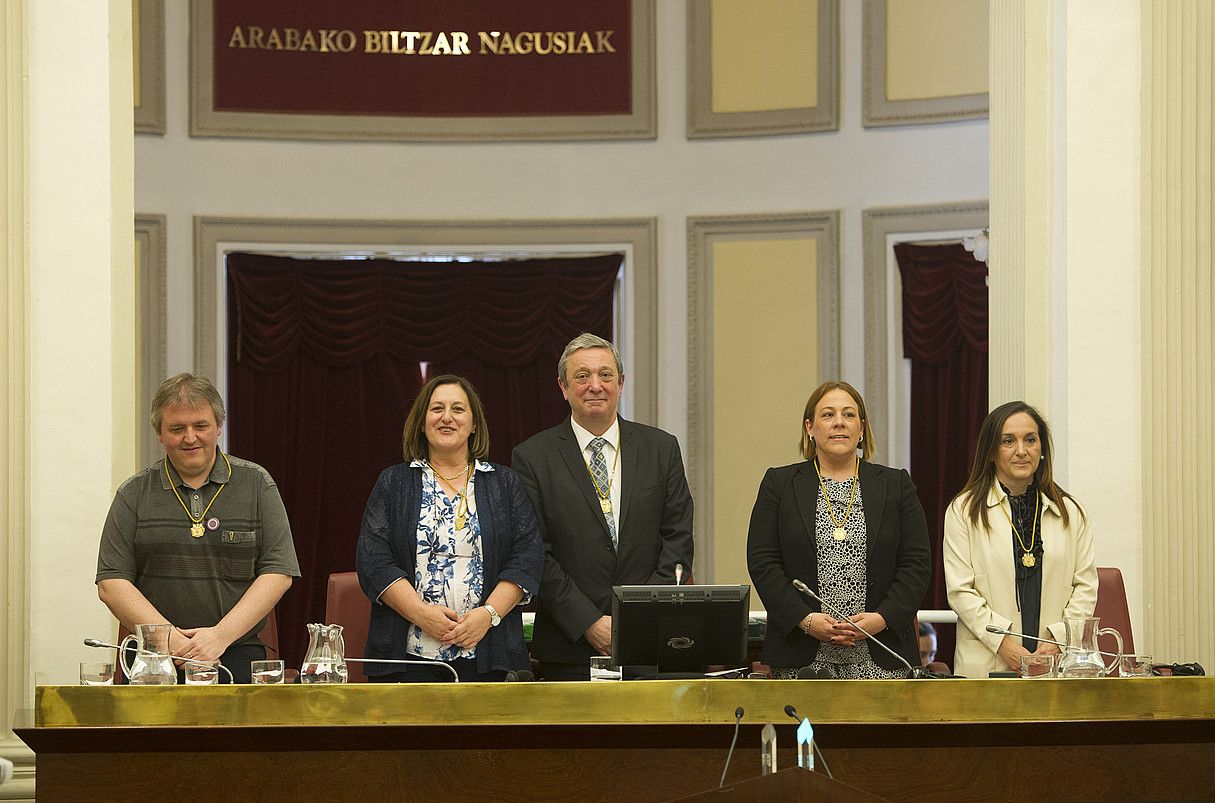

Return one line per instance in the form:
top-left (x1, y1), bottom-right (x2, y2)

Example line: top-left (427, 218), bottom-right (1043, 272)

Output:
top-left (990, 1), bottom-right (1148, 643)
top-left (1061, 0), bottom-right (1144, 645)
top-left (3, 4), bottom-right (136, 781)
top-left (1142, 0), bottom-right (1215, 672)
top-left (1, 0), bottom-right (34, 795)
top-left (988, 0), bottom-right (1055, 414)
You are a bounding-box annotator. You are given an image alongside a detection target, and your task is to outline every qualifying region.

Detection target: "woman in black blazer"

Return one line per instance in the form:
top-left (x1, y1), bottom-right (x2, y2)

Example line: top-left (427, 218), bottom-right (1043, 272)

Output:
top-left (746, 381), bottom-right (931, 678)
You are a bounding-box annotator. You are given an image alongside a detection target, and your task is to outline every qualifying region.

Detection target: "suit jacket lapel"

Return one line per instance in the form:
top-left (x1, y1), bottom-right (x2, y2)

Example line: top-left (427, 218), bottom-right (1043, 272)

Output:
top-left (556, 419), bottom-right (613, 541)
top-left (617, 419), bottom-right (638, 533)
top-left (859, 460), bottom-right (887, 565)
top-left (793, 462), bottom-right (819, 542)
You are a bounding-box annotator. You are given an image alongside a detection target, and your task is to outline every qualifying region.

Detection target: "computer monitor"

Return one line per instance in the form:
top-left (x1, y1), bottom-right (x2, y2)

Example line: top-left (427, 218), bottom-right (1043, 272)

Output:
top-left (610, 584), bottom-right (750, 677)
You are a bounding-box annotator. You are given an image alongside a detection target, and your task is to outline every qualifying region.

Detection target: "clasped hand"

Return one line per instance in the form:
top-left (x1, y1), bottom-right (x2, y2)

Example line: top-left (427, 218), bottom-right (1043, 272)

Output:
top-left (415, 603), bottom-right (492, 650)
top-left (997, 635), bottom-right (1061, 670)
top-left (804, 611), bottom-right (886, 646)
top-left (172, 626), bottom-right (231, 665)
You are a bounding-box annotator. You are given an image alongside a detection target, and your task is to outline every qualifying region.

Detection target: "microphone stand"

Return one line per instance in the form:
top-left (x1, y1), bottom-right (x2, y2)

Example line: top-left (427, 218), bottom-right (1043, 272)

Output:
top-left (791, 580), bottom-right (948, 679)
top-left (345, 656), bottom-right (461, 683)
top-left (84, 638), bottom-right (235, 683)
top-left (984, 624), bottom-right (1119, 659)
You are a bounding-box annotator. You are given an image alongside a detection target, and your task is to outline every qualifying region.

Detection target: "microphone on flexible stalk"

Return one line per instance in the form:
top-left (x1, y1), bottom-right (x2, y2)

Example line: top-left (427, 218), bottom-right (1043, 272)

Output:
top-left (783, 705), bottom-right (834, 778)
top-left (83, 638), bottom-right (236, 683)
top-left (791, 579), bottom-right (948, 679)
top-left (718, 706), bottom-right (744, 789)
top-left (674, 563), bottom-right (684, 586)
top-left (983, 624), bottom-right (1120, 658)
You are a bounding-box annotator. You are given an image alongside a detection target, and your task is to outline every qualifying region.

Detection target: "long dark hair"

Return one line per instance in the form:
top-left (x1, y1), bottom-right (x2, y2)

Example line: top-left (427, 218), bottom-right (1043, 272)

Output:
top-left (957, 400), bottom-right (1083, 530)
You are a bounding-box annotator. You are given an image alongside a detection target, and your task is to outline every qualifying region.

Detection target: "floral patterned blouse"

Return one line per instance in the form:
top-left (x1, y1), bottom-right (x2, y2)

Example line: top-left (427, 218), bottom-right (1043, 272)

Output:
top-left (405, 459), bottom-right (493, 660)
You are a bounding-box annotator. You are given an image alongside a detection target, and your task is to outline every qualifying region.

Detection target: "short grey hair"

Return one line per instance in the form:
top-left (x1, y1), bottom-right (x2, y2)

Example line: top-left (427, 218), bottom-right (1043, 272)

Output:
top-left (150, 373), bottom-right (226, 433)
top-left (557, 333), bottom-right (623, 386)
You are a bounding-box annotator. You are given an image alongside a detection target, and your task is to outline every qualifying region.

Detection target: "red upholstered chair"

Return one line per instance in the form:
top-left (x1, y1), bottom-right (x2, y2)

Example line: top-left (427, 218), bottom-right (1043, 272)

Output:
top-left (1095, 566), bottom-right (1135, 672)
top-left (325, 571), bottom-right (371, 683)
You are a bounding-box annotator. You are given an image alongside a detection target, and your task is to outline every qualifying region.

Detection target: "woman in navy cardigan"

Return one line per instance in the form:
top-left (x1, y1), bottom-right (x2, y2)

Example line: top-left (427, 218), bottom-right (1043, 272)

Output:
top-left (356, 374), bottom-right (543, 682)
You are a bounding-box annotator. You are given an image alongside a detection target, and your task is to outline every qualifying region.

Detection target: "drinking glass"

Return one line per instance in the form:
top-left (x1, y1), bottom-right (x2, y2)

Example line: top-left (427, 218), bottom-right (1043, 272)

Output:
top-left (184, 662), bottom-right (220, 685)
top-left (251, 659), bottom-right (286, 684)
top-left (1119, 654), bottom-right (1154, 677)
top-left (589, 655), bottom-right (621, 681)
top-left (79, 662), bottom-right (114, 685)
top-left (1019, 653), bottom-right (1056, 678)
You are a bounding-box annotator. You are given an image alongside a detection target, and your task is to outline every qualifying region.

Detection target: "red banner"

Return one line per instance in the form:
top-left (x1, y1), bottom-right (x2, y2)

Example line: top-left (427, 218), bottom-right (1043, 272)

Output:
top-left (212, 0), bottom-right (632, 117)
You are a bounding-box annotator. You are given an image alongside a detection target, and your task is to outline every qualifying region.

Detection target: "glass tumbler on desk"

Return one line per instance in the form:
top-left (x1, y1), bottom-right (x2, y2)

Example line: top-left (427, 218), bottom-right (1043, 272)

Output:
top-left (79, 662), bottom-right (114, 685)
top-left (1019, 654), bottom-right (1056, 678)
top-left (1119, 654), bottom-right (1154, 677)
top-left (589, 655), bottom-right (622, 681)
top-left (184, 662), bottom-right (220, 685)
top-left (251, 660), bottom-right (286, 684)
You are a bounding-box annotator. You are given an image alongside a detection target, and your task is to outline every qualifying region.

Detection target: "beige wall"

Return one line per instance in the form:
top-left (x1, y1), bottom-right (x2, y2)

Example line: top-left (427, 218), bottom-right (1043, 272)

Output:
top-left (710, 238), bottom-right (818, 586)
top-left (710, 0), bottom-right (819, 112)
top-left (886, 0), bottom-right (988, 101)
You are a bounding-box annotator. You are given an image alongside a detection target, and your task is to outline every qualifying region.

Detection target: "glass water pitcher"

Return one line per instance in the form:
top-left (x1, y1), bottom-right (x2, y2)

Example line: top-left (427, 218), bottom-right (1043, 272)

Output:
top-left (1056, 616), bottom-right (1123, 678)
top-left (300, 622), bottom-right (349, 684)
top-left (119, 623), bottom-right (177, 685)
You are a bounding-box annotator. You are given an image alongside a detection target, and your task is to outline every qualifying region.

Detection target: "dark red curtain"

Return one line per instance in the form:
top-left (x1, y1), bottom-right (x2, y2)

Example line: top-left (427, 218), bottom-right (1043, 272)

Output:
top-left (896, 242), bottom-right (988, 670)
top-left (226, 253), bottom-right (620, 669)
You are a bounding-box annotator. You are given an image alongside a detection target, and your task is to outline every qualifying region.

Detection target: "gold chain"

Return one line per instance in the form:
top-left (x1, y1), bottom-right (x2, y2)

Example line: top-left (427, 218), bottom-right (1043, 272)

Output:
top-left (428, 461), bottom-right (470, 483)
top-left (814, 457), bottom-right (859, 531)
top-left (165, 451), bottom-right (232, 524)
top-left (997, 486), bottom-right (1040, 555)
top-left (429, 461), bottom-right (473, 529)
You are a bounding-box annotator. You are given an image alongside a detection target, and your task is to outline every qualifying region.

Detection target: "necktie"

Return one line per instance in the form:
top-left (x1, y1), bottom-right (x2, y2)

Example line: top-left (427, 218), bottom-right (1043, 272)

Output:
top-left (589, 437), bottom-right (618, 549)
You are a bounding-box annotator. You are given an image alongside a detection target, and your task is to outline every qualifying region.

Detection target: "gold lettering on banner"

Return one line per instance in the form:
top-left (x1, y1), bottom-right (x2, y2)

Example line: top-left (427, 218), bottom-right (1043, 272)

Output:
top-left (226, 26), bottom-right (358, 53)
top-left (363, 30), bottom-right (470, 55)
top-left (228, 26), bottom-right (612, 57)
top-left (477, 30), bottom-right (616, 56)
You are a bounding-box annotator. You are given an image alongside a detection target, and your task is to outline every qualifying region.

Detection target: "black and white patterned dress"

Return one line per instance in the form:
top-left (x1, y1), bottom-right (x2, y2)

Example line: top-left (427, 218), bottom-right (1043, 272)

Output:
top-left (774, 474), bottom-right (907, 679)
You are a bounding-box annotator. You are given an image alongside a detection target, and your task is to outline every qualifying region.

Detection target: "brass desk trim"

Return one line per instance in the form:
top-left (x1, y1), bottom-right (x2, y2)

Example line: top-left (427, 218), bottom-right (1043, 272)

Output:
top-left (31, 677), bottom-right (1215, 729)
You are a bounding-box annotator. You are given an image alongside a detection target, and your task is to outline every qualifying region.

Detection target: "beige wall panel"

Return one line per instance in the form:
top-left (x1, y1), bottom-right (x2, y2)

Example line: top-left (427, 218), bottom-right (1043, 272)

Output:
top-left (711, 0), bottom-right (819, 113)
top-left (886, 0), bottom-right (987, 101)
top-left (711, 238), bottom-right (817, 588)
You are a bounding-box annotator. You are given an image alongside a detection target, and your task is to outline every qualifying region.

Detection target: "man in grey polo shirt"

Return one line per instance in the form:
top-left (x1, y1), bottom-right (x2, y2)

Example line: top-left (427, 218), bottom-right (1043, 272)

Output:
top-left (96, 373), bottom-right (300, 683)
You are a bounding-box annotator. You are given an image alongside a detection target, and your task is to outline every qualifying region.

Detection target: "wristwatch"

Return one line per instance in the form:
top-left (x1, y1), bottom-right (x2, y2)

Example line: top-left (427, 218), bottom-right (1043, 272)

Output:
top-left (484, 603), bottom-right (501, 627)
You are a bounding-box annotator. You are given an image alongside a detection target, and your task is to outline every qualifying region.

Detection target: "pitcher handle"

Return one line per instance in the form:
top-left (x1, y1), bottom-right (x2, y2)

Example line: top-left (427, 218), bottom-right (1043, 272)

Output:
top-left (119, 634), bottom-right (138, 681)
top-left (1098, 627), bottom-right (1124, 675)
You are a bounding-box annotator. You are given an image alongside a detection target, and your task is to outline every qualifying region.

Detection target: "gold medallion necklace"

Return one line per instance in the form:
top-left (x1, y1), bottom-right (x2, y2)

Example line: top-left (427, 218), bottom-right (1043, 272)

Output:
top-left (814, 457), bottom-right (859, 541)
top-left (997, 484), bottom-right (1041, 567)
top-left (166, 452), bottom-right (232, 538)
top-left (429, 460), bottom-right (473, 530)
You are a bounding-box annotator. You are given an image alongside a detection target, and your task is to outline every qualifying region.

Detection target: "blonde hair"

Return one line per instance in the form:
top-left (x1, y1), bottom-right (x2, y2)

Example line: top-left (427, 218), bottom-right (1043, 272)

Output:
top-left (151, 373), bottom-right (225, 433)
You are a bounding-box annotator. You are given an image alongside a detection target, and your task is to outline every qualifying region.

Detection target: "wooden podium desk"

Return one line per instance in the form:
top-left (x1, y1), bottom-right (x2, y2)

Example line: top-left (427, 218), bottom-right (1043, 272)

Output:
top-left (17, 677), bottom-right (1215, 802)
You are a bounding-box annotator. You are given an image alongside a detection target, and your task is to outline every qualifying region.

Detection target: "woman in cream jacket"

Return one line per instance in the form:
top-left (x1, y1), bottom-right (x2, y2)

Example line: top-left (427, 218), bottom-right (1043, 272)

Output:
top-left (943, 401), bottom-right (1097, 678)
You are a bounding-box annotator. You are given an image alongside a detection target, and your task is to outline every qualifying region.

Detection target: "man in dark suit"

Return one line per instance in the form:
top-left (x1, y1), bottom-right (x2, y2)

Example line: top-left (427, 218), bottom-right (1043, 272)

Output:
top-left (512, 333), bottom-right (694, 680)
